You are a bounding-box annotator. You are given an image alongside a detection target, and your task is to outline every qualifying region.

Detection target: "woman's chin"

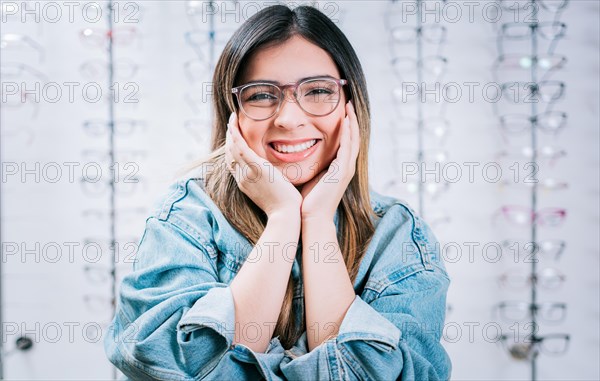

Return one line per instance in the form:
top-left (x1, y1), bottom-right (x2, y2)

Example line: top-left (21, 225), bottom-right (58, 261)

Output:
top-left (289, 177), bottom-right (309, 188)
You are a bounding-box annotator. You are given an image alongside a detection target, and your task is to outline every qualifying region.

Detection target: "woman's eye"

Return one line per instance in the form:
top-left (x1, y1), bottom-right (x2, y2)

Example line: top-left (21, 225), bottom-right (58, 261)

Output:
top-left (305, 88), bottom-right (333, 96)
top-left (246, 92), bottom-right (278, 102)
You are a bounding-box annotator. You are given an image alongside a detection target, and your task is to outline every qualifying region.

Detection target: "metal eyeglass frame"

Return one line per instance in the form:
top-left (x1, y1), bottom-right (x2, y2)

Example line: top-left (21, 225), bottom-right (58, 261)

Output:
top-left (231, 77), bottom-right (348, 121)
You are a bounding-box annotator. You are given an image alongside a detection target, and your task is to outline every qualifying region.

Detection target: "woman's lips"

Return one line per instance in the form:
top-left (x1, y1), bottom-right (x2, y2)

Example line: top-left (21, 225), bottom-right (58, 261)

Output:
top-left (268, 139), bottom-right (321, 163)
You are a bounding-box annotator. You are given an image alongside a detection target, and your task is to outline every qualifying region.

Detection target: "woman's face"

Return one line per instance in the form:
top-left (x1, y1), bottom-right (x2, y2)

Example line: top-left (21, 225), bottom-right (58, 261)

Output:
top-left (235, 35), bottom-right (347, 188)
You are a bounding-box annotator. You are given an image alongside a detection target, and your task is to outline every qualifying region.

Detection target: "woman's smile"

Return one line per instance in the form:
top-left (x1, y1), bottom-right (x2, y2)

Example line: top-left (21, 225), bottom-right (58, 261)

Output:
top-left (267, 138), bottom-right (322, 163)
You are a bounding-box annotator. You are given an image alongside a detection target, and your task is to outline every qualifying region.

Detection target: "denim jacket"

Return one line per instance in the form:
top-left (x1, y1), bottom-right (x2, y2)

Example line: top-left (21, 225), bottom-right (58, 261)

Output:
top-left (104, 174), bottom-right (452, 380)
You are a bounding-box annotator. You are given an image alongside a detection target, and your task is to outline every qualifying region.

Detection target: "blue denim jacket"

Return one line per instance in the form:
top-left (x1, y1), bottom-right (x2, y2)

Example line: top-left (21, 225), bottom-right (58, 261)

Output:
top-left (104, 174), bottom-right (452, 380)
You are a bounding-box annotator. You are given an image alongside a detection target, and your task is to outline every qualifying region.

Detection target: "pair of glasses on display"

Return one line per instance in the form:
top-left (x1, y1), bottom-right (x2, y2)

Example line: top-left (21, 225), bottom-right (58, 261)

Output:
top-left (184, 28), bottom-right (235, 69)
top-left (391, 150), bottom-right (450, 168)
top-left (498, 267), bottom-right (566, 290)
top-left (499, 178), bottom-right (568, 192)
top-left (499, 111), bottom-right (567, 135)
top-left (1, 62), bottom-right (48, 82)
top-left (79, 58), bottom-right (140, 80)
top-left (183, 58), bottom-right (215, 82)
top-left (82, 148), bottom-right (147, 163)
top-left (0, 33), bottom-right (45, 62)
top-left (231, 77), bottom-right (348, 121)
top-left (0, 124), bottom-right (35, 147)
top-left (82, 207), bottom-right (146, 223)
top-left (501, 239), bottom-right (566, 261)
top-left (184, 118), bottom-right (212, 145)
top-left (391, 55), bottom-right (448, 83)
top-left (79, 27), bottom-right (141, 50)
top-left (1, 89), bottom-right (41, 119)
top-left (497, 333), bottom-right (570, 360)
top-left (494, 301), bottom-right (567, 323)
top-left (492, 54), bottom-right (567, 83)
top-left (497, 0), bottom-right (569, 12)
top-left (185, 0), bottom-right (242, 28)
top-left (82, 119), bottom-right (148, 137)
top-left (499, 81), bottom-right (565, 105)
top-left (83, 263), bottom-right (132, 285)
top-left (496, 145), bottom-right (567, 167)
top-left (388, 25), bottom-right (447, 57)
top-left (497, 21), bottom-right (567, 56)
top-left (383, 178), bottom-right (450, 201)
top-left (391, 117), bottom-right (450, 139)
top-left (493, 205), bottom-right (567, 227)
top-left (83, 294), bottom-right (116, 328)
top-left (82, 236), bottom-right (139, 262)
top-left (80, 176), bottom-right (146, 197)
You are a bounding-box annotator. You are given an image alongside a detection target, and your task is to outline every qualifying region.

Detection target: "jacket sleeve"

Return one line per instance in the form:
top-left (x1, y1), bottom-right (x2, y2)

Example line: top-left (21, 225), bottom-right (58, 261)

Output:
top-left (104, 216), bottom-right (284, 381)
top-left (280, 211), bottom-right (452, 381)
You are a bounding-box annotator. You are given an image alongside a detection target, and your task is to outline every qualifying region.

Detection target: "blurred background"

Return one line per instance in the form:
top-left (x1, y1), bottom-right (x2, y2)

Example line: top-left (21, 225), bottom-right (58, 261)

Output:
top-left (1, 0), bottom-right (598, 379)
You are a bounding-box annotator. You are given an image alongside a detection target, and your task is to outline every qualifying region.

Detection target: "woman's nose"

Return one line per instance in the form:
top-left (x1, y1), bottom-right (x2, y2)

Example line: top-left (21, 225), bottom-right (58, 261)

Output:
top-left (273, 91), bottom-right (307, 128)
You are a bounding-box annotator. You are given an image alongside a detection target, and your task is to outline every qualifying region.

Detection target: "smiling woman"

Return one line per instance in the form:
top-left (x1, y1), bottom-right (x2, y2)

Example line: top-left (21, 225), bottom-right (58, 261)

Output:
top-left (104, 4), bottom-right (451, 381)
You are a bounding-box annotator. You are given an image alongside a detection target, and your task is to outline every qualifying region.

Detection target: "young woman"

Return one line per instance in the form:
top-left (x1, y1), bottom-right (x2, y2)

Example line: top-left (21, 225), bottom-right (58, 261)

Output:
top-left (105, 4), bottom-right (451, 380)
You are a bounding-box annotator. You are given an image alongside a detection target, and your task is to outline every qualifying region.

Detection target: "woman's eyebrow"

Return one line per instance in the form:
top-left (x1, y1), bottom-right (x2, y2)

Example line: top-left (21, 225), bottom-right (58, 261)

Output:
top-left (244, 74), bottom-right (337, 85)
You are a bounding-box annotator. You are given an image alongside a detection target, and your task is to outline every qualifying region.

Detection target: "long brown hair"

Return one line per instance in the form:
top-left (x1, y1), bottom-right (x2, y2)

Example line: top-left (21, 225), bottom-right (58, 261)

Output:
top-left (183, 5), bottom-right (376, 349)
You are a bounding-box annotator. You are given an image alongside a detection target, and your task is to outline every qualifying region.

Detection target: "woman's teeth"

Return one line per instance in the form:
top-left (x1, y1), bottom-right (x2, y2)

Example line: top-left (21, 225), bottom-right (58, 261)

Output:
top-left (272, 139), bottom-right (317, 153)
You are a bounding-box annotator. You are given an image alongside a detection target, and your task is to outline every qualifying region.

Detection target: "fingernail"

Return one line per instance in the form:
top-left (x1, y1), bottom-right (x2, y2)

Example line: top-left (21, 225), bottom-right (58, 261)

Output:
top-left (348, 100), bottom-right (354, 109)
top-left (229, 112), bottom-right (235, 125)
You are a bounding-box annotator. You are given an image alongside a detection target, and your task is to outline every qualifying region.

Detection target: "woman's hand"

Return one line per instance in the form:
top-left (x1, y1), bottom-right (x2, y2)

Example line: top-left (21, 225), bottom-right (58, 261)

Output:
top-left (300, 101), bottom-right (360, 222)
top-left (225, 112), bottom-right (303, 218)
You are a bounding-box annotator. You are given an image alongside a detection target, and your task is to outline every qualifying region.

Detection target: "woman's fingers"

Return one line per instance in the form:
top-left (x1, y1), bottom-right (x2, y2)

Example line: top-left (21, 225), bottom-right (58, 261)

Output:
top-left (227, 112), bottom-right (264, 167)
top-left (347, 101), bottom-right (361, 160)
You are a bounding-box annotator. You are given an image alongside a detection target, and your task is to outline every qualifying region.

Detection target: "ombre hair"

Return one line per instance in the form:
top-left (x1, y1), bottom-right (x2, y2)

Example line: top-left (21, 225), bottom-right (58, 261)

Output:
top-left (183, 4), bottom-right (376, 349)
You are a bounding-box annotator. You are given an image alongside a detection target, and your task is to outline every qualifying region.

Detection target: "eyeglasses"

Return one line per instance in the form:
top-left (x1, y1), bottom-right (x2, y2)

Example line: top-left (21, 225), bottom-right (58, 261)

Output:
top-left (83, 263), bottom-right (131, 285)
top-left (496, 145), bottom-right (567, 166)
top-left (393, 149), bottom-right (450, 166)
top-left (82, 207), bottom-right (146, 224)
top-left (79, 27), bottom-right (139, 49)
top-left (391, 55), bottom-right (448, 81)
top-left (185, 0), bottom-right (240, 28)
top-left (494, 301), bottom-right (567, 323)
top-left (82, 119), bottom-right (147, 137)
top-left (184, 29), bottom-right (233, 65)
top-left (497, 22), bottom-right (567, 56)
top-left (497, 333), bottom-right (570, 360)
top-left (82, 237), bottom-right (139, 263)
top-left (391, 117), bottom-right (451, 143)
top-left (500, 81), bottom-right (565, 103)
top-left (501, 239), bottom-right (567, 261)
top-left (498, 267), bottom-right (566, 290)
top-left (493, 54), bottom-right (567, 82)
top-left (183, 58), bottom-right (213, 82)
top-left (499, 111), bottom-right (567, 135)
top-left (500, 22), bottom-right (567, 40)
top-left (80, 176), bottom-right (145, 197)
top-left (1, 62), bottom-right (48, 82)
top-left (384, 178), bottom-right (450, 200)
top-left (498, 0), bottom-right (569, 12)
top-left (390, 25), bottom-right (447, 44)
top-left (0, 124), bottom-right (35, 146)
top-left (81, 149), bottom-right (147, 164)
top-left (83, 294), bottom-right (116, 327)
top-left (232, 77), bottom-right (348, 121)
top-left (0, 33), bottom-right (45, 62)
top-left (499, 178), bottom-right (568, 192)
top-left (493, 205), bottom-right (567, 227)
top-left (183, 118), bottom-right (211, 145)
top-left (79, 58), bottom-right (140, 80)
